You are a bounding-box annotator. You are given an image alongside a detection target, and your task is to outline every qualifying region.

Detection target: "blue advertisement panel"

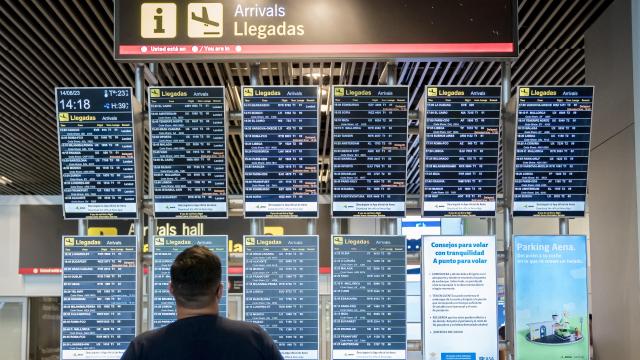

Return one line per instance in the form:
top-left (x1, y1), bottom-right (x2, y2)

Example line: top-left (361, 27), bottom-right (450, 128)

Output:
top-left (423, 86), bottom-right (500, 217)
top-left (331, 86), bottom-right (408, 218)
top-left (55, 88), bottom-right (138, 219)
top-left (242, 86), bottom-right (319, 218)
top-left (422, 236), bottom-right (498, 360)
top-left (149, 87), bottom-right (228, 218)
top-left (244, 235), bottom-right (319, 359)
top-left (332, 235), bottom-right (407, 360)
top-left (514, 235), bottom-right (589, 360)
top-left (60, 236), bottom-right (137, 360)
top-left (513, 86), bottom-right (594, 217)
top-left (152, 235), bottom-right (228, 328)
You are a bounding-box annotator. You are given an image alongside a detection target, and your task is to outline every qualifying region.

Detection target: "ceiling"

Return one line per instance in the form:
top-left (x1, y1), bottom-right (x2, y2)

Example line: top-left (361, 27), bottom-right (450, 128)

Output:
top-left (0, 0), bottom-right (613, 196)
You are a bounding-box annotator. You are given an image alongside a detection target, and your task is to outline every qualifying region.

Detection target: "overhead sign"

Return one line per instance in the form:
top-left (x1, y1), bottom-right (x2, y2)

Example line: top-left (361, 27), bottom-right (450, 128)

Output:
top-left (56, 87), bottom-right (138, 219)
top-left (152, 235), bottom-right (228, 328)
top-left (149, 86), bottom-right (228, 218)
top-left (513, 86), bottom-right (594, 217)
top-left (514, 235), bottom-right (589, 360)
top-left (113, 0), bottom-right (517, 60)
top-left (331, 235), bottom-right (407, 360)
top-left (423, 86), bottom-right (500, 217)
top-left (60, 236), bottom-right (137, 360)
top-left (242, 86), bottom-right (319, 218)
top-left (244, 235), bottom-right (319, 359)
top-left (422, 236), bottom-right (498, 360)
top-left (332, 86), bottom-right (408, 218)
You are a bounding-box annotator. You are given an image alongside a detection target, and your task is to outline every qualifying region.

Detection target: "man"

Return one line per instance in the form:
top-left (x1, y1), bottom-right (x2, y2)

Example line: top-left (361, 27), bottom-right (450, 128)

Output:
top-left (121, 245), bottom-right (283, 360)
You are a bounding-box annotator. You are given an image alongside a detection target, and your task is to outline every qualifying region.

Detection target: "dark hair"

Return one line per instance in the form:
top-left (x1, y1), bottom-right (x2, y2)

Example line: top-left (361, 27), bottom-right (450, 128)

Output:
top-left (170, 245), bottom-right (221, 309)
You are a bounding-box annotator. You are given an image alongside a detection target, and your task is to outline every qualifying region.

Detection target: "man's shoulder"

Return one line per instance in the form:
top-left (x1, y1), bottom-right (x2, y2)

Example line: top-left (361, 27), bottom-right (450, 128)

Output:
top-left (129, 326), bottom-right (167, 346)
top-left (217, 317), bottom-right (267, 338)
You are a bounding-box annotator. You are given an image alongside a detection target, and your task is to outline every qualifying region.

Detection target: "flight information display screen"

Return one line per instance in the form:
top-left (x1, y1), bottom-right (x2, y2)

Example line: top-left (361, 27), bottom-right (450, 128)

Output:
top-left (242, 86), bottom-right (319, 218)
top-left (423, 86), bottom-right (500, 217)
top-left (56, 88), bottom-right (137, 219)
top-left (332, 86), bottom-right (408, 218)
top-left (332, 235), bottom-right (407, 360)
top-left (149, 87), bottom-right (228, 218)
top-left (152, 235), bottom-right (228, 328)
top-left (61, 236), bottom-right (137, 360)
top-left (513, 86), bottom-right (594, 217)
top-left (244, 235), bottom-right (319, 359)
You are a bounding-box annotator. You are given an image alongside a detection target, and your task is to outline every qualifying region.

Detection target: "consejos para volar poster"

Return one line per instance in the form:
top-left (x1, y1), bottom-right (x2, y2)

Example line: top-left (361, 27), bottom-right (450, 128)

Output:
top-left (514, 235), bottom-right (589, 360)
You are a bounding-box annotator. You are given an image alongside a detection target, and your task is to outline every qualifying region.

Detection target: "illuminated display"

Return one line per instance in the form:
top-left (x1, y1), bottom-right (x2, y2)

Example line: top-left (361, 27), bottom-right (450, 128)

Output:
top-left (331, 235), bottom-right (407, 360)
top-left (332, 86), bottom-right (408, 218)
top-left (513, 86), bottom-right (594, 217)
top-left (149, 86), bottom-right (228, 218)
top-left (244, 235), bottom-right (319, 359)
top-left (61, 236), bottom-right (137, 360)
top-left (423, 86), bottom-right (500, 217)
top-left (242, 86), bottom-right (319, 218)
top-left (56, 87), bottom-right (137, 219)
top-left (152, 235), bottom-right (228, 328)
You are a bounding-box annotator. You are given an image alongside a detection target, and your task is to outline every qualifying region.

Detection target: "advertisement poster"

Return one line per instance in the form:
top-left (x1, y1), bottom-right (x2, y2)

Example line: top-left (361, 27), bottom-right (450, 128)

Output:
top-left (514, 235), bottom-right (589, 360)
top-left (422, 236), bottom-right (498, 360)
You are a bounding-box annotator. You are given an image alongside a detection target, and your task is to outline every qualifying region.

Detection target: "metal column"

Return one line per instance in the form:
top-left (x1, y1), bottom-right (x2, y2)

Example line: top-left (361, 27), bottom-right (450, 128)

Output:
top-left (559, 218), bottom-right (570, 235)
top-left (146, 63), bottom-right (160, 332)
top-left (500, 62), bottom-right (516, 359)
top-left (133, 63), bottom-right (146, 334)
top-left (77, 219), bottom-right (88, 236)
top-left (248, 63), bottom-right (264, 236)
top-left (487, 218), bottom-right (496, 236)
top-left (381, 62), bottom-right (399, 235)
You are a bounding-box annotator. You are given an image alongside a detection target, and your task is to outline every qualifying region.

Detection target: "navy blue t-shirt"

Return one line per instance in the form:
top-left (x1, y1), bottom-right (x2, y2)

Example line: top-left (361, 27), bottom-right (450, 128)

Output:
top-left (121, 315), bottom-right (283, 360)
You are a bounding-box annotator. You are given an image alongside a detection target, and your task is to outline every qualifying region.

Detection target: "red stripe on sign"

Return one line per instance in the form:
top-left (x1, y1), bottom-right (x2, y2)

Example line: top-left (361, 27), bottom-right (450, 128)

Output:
top-left (228, 266), bottom-right (331, 274)
top-left (119, 43), bottom-right (514, 56)
top-left (19, 268), bottom-right (62, 275)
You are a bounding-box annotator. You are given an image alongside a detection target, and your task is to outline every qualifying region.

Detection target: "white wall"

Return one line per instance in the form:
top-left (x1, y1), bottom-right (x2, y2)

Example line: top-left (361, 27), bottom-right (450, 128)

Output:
top-left (585, 0), bottom-right (640, 358)
top-left (0, 205), bottom-right (61, 297)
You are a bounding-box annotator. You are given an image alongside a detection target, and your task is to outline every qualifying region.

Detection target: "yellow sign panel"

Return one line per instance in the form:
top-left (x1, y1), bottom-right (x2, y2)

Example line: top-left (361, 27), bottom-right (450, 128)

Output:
top-left (58, 112), bottom-right (69, 122)
top-left (333, 236), bottom-right (344, 245)
top-left (140, 3), bottom-right (177, 39)
top-left (64, 237), bottom-right (75, 247)
top-left (263, 226), bottom-right (284, 236)
top-left (520, 87), bottom-right (530, 97)
top-left (188, 3), bottom-right (224, 38)
top-left (427, 87), bottom-right (438, 96)
top-left (150, 88), bottom-right (161, 98)
top-left (334, 87), bottom-right (344, 97)
top-left (88, 227), bottom-right (118, 236)
top-left (245, 237), bottom-right (255, 246)
top-left (155, 237), bottom-right (165, 246)
top-left (244, 88), bottom-right (254, 96)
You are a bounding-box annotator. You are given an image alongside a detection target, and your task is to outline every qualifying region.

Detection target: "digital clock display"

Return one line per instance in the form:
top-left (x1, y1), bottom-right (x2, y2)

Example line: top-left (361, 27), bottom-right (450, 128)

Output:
top-left (55, 87), bottom-right (138, 219)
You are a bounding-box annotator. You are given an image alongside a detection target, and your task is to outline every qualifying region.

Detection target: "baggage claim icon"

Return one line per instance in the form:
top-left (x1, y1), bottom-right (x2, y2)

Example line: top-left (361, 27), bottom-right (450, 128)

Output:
top-left (64, 237), bottom-right (75, 247)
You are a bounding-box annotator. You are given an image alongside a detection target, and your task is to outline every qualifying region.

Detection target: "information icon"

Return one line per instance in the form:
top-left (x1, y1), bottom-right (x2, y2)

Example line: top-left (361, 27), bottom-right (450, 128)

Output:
top-left (140, 3), bottom-right (177, 39)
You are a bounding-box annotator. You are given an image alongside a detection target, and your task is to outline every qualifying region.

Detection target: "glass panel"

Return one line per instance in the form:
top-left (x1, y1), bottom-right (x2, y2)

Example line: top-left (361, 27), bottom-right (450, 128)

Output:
top-left (28, 297), bottom-right (60, 360)
top-left (0, 300), bottom-right (24, 360)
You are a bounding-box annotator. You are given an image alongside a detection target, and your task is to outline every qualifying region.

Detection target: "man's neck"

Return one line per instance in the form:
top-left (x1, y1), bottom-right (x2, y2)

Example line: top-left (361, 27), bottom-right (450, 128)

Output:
top-left (176, 305), bottom-right (219, 320)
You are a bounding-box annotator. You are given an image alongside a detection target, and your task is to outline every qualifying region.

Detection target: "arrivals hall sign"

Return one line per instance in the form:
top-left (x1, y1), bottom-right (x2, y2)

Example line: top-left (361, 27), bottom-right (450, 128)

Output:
top-left (114, 0), bottom-right (517, 61)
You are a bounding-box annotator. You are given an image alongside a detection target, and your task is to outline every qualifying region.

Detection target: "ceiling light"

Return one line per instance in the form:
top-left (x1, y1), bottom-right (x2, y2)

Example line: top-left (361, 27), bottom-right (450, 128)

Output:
top-left (0, 176), bottom-right (12, 185)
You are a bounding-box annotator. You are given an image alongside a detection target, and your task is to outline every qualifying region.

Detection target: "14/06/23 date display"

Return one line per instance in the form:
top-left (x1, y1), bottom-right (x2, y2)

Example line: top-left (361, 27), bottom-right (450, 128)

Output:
top-left (55, 87), bottom-right (138, 219)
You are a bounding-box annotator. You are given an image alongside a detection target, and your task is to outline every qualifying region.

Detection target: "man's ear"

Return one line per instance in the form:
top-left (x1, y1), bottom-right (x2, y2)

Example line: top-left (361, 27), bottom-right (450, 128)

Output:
top-left (216, 283), bottom-right (223, 300)
top-left (169, 281), bottom-right (174, 296)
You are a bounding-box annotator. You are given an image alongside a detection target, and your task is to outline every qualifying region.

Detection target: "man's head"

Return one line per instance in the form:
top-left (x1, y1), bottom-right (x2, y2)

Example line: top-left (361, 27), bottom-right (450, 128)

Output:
top-left (169, 245), bottom-right (222, 310)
